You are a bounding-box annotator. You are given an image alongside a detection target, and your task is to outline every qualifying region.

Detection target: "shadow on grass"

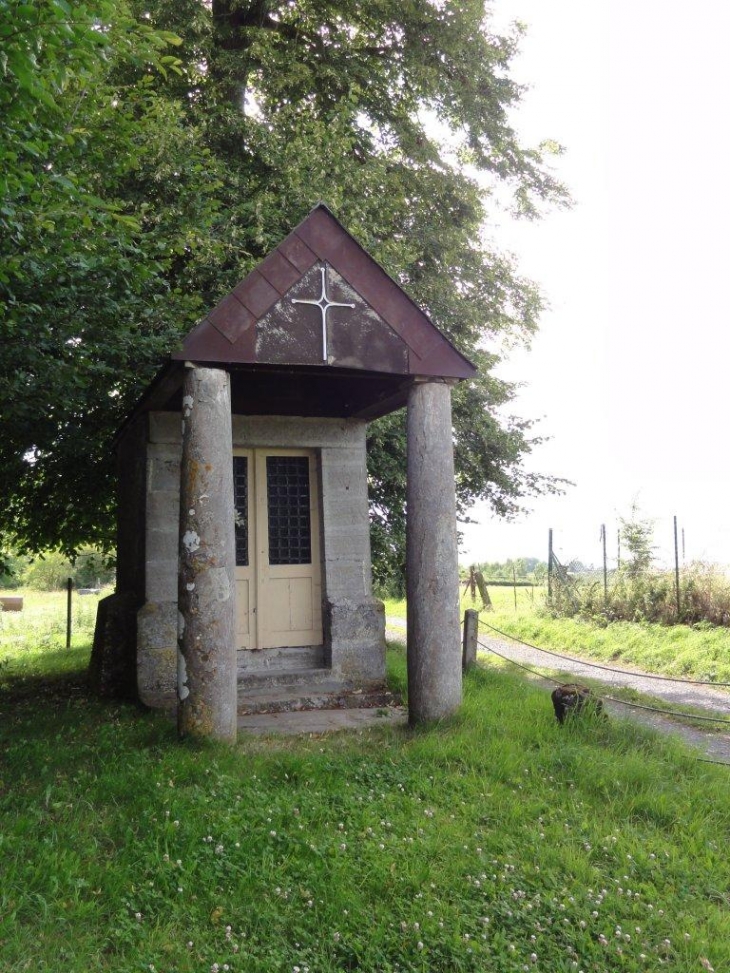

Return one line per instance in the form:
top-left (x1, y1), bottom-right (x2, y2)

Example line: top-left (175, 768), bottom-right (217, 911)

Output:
top-left (0, 647), bottom-right (92, 700)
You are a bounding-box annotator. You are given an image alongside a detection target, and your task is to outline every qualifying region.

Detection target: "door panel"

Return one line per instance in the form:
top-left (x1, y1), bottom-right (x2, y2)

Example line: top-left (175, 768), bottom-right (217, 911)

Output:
top-left (234, 448), bottom-right (322, 651)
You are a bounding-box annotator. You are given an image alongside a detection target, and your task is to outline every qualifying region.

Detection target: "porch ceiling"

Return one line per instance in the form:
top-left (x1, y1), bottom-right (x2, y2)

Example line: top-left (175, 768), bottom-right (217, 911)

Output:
top-left (138, 361), bottom-right (415, 422)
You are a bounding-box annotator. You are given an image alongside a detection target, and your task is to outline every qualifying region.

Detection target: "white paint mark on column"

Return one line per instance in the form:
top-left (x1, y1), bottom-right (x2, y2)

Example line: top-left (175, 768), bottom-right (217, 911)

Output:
top-left (186, 582), bottom-right (195, 592)
top-left (182, 530), bottom-right (200, 553)
top-left (188, 508), bottom-right (195, 516)
top-left (177, 648), bottom-right (190, 700)
top-left (182, 394), bottom-right (194, 418)
top-left (177, 611), bottom-right (186, 639)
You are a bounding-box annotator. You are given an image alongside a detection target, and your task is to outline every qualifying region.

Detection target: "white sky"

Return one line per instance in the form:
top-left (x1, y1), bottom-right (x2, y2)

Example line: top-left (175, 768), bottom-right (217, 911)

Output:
top-left (459, 0), bottom-right (730, 569)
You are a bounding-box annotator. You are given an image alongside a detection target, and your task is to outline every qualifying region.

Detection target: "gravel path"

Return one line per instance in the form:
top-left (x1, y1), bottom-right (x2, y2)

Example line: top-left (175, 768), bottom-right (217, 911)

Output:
top-left (385, 617), bottom-right (730, 764)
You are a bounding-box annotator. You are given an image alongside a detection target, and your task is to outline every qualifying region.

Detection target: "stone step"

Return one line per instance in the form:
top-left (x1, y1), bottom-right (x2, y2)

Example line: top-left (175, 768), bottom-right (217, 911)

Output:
top-left (237, 645), bottom-right (324, 674)
top-left (237, 667), bottom-right (342, 691)
top-left (237, 681), bottom-right (399, 716)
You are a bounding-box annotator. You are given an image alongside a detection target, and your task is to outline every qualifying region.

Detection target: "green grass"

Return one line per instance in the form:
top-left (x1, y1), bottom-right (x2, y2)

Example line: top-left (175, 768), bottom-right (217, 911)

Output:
top-left (386, 587), bottom-right (730, 685)
top-left (2, 635), bottom-right (730, 972)
top-left (0, 586), bottom-right (103, 658)
top-left (484, 613), bottom-right (730, 685)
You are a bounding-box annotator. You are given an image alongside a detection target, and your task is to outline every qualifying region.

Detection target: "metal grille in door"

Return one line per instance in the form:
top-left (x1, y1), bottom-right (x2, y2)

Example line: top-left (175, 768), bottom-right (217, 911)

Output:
top-left (233, 455), bottom-right (248, 566)
top-left (266, 456), bottom-right (312, 565)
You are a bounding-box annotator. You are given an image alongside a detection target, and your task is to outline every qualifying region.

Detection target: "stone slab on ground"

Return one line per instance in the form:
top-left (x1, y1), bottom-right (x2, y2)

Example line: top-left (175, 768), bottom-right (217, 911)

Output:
top-left (238, 706), bottom-right (407, 736)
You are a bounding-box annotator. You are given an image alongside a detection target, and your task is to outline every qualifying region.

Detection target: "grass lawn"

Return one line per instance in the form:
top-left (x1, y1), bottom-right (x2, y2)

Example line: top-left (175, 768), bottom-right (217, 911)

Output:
top-left (0, 587), bottom-right (103, 659)
top-left (386, 587), bottom-right (730, 685)
top-left (1, 632), bottom-right (730, 972)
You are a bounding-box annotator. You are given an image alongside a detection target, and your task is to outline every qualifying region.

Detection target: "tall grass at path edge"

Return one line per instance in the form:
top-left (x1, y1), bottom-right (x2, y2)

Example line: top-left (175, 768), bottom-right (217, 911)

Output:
top-left (385, 588), bottom-right (730, 685)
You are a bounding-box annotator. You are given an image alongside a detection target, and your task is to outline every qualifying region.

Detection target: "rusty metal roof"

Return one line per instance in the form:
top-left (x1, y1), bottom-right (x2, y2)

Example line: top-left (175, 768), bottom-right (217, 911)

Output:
top-left (119, 205), bottom-right (477, 431)
top-left (172, 204), bottom-right (476, 380)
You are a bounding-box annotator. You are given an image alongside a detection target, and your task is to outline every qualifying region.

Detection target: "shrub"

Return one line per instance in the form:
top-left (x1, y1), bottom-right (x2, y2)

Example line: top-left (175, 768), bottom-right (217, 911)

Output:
top-left (547, 561), bottom-right (730, 628)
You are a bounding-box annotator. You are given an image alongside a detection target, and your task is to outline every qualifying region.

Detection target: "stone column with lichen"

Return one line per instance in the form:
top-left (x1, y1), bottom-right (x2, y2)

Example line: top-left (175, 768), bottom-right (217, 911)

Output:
top-left (177, 366), bottom-right (238, 742)
top-left (406, 379), bottom-right (462, 724)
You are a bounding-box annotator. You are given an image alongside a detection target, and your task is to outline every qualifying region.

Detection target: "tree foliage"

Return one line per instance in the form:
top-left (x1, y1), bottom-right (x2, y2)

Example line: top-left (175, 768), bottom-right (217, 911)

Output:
top-left (0, 0), bottom-right (569, 582)
top-left (619, 504), bottom-right (656, 579)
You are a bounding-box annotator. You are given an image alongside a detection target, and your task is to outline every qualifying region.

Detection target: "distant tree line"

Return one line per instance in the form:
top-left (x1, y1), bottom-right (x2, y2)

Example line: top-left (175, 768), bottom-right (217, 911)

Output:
top-left (0, 549), bottom-right (115, 592)
top-left (468, 558), bottom-right (547, 582)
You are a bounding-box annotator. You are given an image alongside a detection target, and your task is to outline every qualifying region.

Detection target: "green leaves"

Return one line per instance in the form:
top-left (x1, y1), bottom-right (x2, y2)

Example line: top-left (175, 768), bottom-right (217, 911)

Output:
top-left (1, 0), bottom-right (568, 577)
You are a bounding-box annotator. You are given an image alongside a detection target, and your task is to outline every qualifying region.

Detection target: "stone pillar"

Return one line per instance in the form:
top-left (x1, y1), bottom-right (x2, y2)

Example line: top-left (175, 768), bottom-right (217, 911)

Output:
top-left (177, 366), bottom-right (237, 742)
top-left (406, 380), bottom-right (461, 723)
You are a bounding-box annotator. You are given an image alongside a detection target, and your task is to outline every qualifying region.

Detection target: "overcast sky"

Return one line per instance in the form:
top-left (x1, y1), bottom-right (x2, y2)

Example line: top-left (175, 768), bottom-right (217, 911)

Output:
top-left (459, 0), bottom-right (730, 569)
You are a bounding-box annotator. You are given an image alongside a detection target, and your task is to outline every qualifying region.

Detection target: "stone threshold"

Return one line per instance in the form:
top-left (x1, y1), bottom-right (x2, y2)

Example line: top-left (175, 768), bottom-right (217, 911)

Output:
top-left (238, 705), bottom-right (407, 736)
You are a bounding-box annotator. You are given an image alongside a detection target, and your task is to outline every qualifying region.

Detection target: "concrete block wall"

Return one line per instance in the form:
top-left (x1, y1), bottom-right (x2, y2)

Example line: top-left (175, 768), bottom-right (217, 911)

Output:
top-left (135, 411), bottom-right (385, 706)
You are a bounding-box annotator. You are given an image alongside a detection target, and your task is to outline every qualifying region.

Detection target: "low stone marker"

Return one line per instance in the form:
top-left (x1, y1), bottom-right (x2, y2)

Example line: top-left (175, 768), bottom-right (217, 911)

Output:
top-left (0, 596), bottom-right (23, 612)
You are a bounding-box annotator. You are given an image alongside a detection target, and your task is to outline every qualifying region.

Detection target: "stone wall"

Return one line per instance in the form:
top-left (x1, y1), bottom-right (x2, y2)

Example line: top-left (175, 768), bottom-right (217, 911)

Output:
top-left (137, 417), bottom-right (181, 704)
top-left (135, 411), bottom-right (385, 706)
top-left (89, 415), bottom-right (147, 698)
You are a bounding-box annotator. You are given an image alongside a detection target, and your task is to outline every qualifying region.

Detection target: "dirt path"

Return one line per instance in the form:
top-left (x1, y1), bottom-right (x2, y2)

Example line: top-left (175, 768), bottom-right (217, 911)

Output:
top-left (385, 617), bottom-right (730, 765)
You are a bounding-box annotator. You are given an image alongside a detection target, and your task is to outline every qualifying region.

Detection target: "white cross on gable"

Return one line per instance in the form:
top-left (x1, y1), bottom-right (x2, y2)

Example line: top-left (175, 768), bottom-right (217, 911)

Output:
top-left (292, 265), bottom-right (355, 362)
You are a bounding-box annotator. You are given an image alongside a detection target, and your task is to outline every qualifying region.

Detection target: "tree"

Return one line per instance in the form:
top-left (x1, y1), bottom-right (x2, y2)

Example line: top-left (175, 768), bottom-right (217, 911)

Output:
top-left (0, 0), bottom-right (569, 582)
top-left (619, 504), bottom-right (656, 578)
top-left (0, 1), bottom-right (192, 559)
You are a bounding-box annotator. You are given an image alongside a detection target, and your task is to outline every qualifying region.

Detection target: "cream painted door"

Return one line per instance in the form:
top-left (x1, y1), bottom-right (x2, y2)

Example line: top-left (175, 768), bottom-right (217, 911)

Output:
top-left (233, 449), bottom-right (322, 650)
top-left (233, 451), bottom-right (256, 649)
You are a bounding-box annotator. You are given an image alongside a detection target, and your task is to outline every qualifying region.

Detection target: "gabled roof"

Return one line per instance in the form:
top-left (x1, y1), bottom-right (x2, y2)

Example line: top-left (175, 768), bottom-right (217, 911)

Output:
top-left (117, 205), bottom-right (478, 436)
top-left (173, 203), bottom-right (476, 380)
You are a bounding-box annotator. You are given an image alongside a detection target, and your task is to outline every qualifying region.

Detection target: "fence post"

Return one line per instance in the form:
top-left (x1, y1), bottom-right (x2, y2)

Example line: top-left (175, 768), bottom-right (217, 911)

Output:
top-left (462, 609), bottom-right (479, 671)
top-left (547, 528), bottom-right (553, 601)
top-left (474, 570), bottom-right (491, 610)
top-left (601, 523), bottom-right (608, 604)
top-left (66, 577), bottom-right (72, 649)
top-left (673, 515), bottom-right (681, 619)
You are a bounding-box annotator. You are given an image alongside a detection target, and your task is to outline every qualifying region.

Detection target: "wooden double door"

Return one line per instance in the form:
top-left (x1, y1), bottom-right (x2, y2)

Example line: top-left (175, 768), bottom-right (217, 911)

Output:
top-left (233, 449), bottom-right (323, 651)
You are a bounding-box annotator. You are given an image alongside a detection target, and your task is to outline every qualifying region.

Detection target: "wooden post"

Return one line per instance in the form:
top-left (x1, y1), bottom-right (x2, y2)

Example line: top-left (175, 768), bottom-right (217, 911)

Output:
top-left (462, 609), bottom-right (479, 670)
top-left (177, 366), bottom-right (238, 743)
top-left (474, 570), bottom-right (491, 610)
top-left (674, 515), bottom-right (681, 620)
top-left (66, 577), bottom-right (72, 649)
top-left (547, 528), bottom-right (554, 601)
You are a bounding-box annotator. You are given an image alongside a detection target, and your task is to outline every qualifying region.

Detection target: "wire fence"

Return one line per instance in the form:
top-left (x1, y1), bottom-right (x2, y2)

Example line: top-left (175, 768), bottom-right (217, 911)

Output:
top-left (544, 519), bottom-right (730, 627)
top-left (470, 609), bottom-right (730, 768)
top-left (479, 619), bottom-right (730, 687)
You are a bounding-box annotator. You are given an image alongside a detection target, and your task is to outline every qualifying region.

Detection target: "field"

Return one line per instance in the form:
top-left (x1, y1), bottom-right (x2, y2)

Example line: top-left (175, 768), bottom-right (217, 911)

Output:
top-left (0, 588), bottom-right (103, 685)
top-left (1, 592), bottom-right (730, 971)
